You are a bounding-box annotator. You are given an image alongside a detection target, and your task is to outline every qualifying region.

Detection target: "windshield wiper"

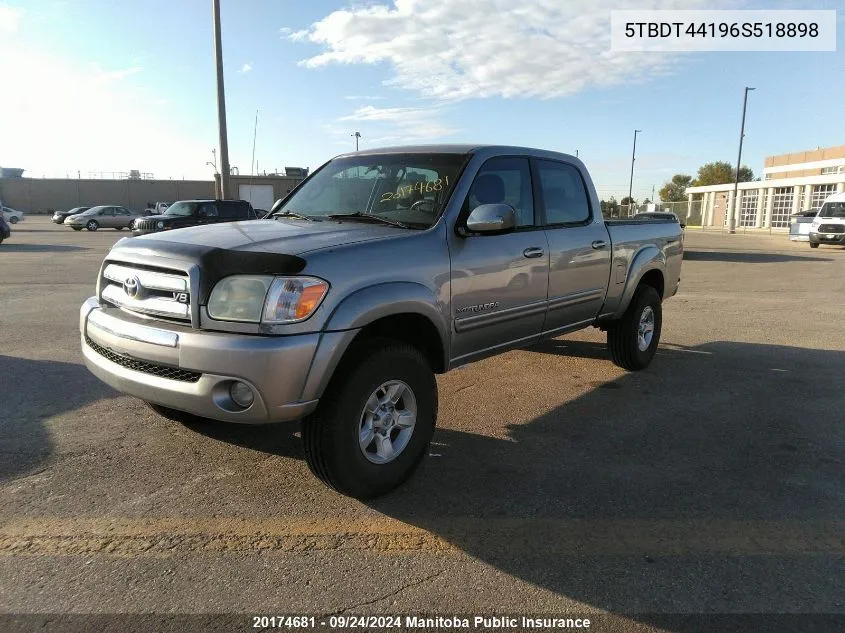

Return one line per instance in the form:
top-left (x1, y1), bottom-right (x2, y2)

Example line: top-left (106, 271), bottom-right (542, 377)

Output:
top-left (326, 212), bottom-right (415, 229)
top-left (272, 210), bottom-right (315, 221)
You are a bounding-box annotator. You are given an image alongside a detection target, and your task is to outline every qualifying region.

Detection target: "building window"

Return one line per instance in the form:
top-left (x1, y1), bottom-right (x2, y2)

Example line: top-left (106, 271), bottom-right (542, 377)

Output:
top-left (811, 184), bottom-right (837, 209)
top-left (765, 174), bottom-right (773, 180)
top-left (820, 166), bottom-right (843, 175)
top-left (770, 187), bottom-right (794, 228)
top-left (740, 190), bottom-right (759, 227)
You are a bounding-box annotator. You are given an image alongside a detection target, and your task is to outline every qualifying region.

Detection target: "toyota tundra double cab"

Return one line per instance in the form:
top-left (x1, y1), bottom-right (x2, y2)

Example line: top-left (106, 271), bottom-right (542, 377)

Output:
top-left (80, 145), bottom-right (683, 498)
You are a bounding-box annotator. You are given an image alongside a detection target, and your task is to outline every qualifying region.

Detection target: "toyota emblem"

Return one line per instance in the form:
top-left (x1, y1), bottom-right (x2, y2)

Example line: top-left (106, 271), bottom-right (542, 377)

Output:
top-left (123, 275), bottom-right (142, 298)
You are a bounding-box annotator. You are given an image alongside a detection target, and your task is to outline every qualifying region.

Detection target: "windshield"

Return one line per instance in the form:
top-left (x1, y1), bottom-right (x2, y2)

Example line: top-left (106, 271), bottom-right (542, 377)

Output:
top-left (164, 201), bottom-right (199, 217)
top-left (818, 202), bottom-right (845, 218)
top-left (276, 153), bottom-right (467, 228)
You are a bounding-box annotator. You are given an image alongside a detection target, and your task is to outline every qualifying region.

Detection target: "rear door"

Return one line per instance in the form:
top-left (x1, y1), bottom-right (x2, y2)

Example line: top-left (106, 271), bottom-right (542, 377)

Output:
top-left (100, 207), bottom-right (117, 227)
top-left (535, 159), bottom-right (612, 332)
top-left (449, 156), bottom-right (550, 364)
top-left (113, 206), bottom-right (132, 227)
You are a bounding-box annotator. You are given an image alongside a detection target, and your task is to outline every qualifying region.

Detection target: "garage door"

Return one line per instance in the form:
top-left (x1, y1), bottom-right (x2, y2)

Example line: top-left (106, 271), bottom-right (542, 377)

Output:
top-left (238, 184), bottom-right (275, 213)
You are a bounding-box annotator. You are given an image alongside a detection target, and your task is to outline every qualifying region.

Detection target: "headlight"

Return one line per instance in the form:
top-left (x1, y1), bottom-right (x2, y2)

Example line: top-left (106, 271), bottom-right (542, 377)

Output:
top-left (207, 275), bottom-right (329, 324)
top-left (262, 277), bottom-right (329, 323)
top-left (156, 220), bottom-right (164, 229)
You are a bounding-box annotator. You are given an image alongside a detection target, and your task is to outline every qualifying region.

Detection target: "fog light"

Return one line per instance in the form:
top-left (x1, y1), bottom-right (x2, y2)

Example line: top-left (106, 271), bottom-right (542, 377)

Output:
top-left (230, 381), bottom-right (254, 408)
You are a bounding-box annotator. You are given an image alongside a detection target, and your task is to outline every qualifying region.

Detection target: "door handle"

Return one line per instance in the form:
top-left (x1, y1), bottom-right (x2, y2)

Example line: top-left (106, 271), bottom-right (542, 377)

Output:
top-left (591, 240), bottom-right (607, 249)
top-left (523, 247), bottom-right (544, 258)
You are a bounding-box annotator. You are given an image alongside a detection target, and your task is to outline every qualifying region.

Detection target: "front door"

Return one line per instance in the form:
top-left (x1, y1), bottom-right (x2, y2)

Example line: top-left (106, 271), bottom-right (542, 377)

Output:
top-left (449, 156), bottom-right (549, 364)
top-left (534, 159), bottom-right (611, 332)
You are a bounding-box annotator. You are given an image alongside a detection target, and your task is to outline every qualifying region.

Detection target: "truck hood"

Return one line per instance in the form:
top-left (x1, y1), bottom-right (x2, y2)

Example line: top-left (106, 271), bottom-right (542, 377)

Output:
top-left (109, 219), bottom-right (412, 303)
top-left (130, 218), bottom-right (408, 255)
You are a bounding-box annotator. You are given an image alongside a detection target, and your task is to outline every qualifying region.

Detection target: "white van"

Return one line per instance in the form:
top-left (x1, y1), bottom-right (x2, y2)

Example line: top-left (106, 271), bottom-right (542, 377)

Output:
top-left (809, 193), bottom-right (845, 249)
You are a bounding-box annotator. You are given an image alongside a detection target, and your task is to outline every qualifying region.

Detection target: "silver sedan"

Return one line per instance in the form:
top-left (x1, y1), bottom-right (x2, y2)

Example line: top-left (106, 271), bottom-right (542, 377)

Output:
top-left (64, 206), bottom-right (142, 231)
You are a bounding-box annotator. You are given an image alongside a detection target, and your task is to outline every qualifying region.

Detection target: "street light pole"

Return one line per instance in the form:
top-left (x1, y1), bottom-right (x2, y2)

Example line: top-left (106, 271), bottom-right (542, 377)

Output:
top-left (729, 86), bottom-right (755, 234)
top-left (627, 129), bottom-right (641, 216)
top-left (351, 131), bottom-right (361, 151)
top-left (212, 0), bottom-right (231, 199)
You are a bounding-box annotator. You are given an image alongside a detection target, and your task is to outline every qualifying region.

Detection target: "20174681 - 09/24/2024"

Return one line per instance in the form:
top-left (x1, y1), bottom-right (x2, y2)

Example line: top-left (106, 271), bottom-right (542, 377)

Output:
top-left (251, 615), bottom-right (593, 629)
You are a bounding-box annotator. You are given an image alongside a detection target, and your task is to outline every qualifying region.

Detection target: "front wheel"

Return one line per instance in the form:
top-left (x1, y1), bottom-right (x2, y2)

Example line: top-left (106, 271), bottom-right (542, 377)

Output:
top-left (9, 216), bottom-right (19, 224)
top-left (86, 220), bottom-right (99, 231)
top-left (72, 227), bottom-right (83, 231)
top-left (302, 340), bottom-right (437, 499)
top-left (607, 285), bottom-right (662, 371)
top-left (810, 243), bottom-right (819, 249)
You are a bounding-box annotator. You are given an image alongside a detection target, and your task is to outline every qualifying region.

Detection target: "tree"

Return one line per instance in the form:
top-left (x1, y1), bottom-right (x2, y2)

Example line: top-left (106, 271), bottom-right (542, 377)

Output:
top-left (600, 196), bottom-right (619, 217)
top-left (659, 174), bottom-right (693, 202)
top-left (620, 196), bottom-right (635, 206)
top-left (693, 161), bottom-right (754, 186)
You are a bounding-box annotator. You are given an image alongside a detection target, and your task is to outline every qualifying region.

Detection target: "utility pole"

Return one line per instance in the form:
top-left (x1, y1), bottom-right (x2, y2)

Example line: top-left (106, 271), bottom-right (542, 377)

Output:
top-left (351, 131), bottom-right (361, 151)
top-left (627, 129), bottom-right (641, 216)
top-left (212, 0), bottom-right (231, 199)
top-left (730, 86), bottom-right (755, 234)
top-left (250, 109), bottom-right (259, 176)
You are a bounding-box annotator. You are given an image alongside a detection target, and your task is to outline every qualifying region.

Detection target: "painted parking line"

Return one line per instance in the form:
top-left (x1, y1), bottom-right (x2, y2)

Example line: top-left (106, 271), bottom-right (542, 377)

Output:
top-left (1, 517), bottom-right (843, 557)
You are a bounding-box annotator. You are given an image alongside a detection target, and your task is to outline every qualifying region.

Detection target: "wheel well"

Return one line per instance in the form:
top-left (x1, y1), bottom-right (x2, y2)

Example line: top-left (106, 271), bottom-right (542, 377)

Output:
top-left (351, 313), bottom-right (446, 373)
top-left (638, 269), bottom-right (665, 299)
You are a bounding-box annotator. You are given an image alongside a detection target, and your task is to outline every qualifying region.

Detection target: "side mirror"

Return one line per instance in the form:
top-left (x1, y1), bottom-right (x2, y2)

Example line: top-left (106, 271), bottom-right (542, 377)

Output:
top-left (270, 198), bottom-right (284, 214)
top-left (465, 204), bottom-right (517, 234)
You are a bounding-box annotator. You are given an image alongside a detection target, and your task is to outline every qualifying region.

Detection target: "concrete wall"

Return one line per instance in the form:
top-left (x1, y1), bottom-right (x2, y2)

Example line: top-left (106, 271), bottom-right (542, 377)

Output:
top-left (0, 178), bottom-right (215, 213)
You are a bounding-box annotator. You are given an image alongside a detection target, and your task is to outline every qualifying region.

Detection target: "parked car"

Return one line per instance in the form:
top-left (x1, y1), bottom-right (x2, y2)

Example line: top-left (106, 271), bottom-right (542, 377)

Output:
top-left (1, 206), bottom-right (24, 224)
top-left (131, 199), bottom-right (257, 235)
top-left (79, 144), bottom-right (683, 498)
top-left (808, 193), bottom-right (845, 248)
top-left (633, 211), bottom-right (685, 228)
top-left (52, 207), bottom-right (90, 224)
top-left (0, 213), bottom-right (10, 244)
top-left (144, 202), bottom-right (172, 216)
top-left (64, 205), bottom-right (141, 231)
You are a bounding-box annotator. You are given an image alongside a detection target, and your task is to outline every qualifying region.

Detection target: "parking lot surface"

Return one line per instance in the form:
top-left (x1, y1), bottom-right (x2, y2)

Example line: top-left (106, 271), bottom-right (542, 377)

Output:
top-left (2, 218), bottom-right (844, 628)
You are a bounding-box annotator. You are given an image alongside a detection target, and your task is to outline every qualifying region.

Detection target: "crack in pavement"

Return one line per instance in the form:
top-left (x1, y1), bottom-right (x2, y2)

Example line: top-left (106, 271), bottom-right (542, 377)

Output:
top-left (329, 570), bottom-right (446, 614)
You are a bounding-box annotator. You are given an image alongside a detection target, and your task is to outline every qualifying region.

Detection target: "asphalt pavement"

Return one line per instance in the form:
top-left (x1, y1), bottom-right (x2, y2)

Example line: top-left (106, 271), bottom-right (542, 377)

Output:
top-left (1, 218), bottom-right (844, 631)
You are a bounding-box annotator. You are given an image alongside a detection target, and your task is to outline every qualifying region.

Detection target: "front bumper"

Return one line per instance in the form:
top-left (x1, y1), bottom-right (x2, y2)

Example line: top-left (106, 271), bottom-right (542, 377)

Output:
top-left (809, 231), bottom-right (845, 245)
top-left (79, 297), bottom-right (322, 423)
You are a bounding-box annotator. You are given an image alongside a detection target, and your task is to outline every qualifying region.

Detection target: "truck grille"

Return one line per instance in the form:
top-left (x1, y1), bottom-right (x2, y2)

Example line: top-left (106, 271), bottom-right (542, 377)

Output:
top-left (133, 218), bottom-right (159, 232)
top-left (817, 224), bottom-right (844, 233)
top-left (85, 335), bottom-right (201, 382)
top-left (100, 262), bottom-right (192, 323)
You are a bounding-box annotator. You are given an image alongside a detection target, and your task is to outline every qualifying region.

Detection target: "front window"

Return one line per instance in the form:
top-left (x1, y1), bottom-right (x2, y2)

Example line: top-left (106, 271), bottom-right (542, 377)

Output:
top-left (164, 201), bottom-right (200, 217)
top-left (276, 153), bottom-right (467, 229)
top-left (819, 202), bottom-right (845, 218)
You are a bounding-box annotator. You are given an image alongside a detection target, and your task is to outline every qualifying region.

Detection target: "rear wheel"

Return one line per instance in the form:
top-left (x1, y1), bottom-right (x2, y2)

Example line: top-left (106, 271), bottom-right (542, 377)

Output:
top-left (302, 340), bottom-right (437, 499)
top-left (86, 220), bottom-right (99, 231)
top-left (9, 216), bottom-right (19, 224)
top-left (115, 227), bottom-right (123, 231)
top-left (810, 242), bottom-right (819, 249)
top-left (607, 285), bottom-right (662, 371)
top-left (72, 227), bottom-right (83, 231)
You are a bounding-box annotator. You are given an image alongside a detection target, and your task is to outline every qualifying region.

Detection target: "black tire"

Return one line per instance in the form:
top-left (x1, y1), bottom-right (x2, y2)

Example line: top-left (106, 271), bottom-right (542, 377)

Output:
top-left (86, 220), bottom-right (99, 231)
top-left (72, 227), bottom-right (83, 231)
top-left (607, 285), bottom-right (662, 371)
top-left (9, 216), bottom-right (19, 224)
top-left (810, 243), bottom-right (819, 249)
top-left (116, 227), bottom-right (123, 231)
top-left (302, 339), bottom-right (437, 499)
top-left (0, 236), bottom-right (4, 245)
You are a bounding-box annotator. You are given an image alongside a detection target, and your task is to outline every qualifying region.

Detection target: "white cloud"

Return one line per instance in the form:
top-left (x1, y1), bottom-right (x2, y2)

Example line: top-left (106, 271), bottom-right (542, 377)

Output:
top-left (0, 4), bottom-right (23, 33)
top-left (239, 62), bottom-right (253, 73)
top-left (294, 0), bottom-right (715, 100)
top-left (344, 95), bottom-right (385, 100)
top-left (337, 104), bottom-right (459, 145)
top-left (279, 26), bottom-right (292, 36)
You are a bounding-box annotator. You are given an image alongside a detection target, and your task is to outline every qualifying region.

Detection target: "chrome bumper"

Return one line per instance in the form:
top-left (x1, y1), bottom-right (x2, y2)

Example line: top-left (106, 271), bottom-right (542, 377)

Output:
top-left (79, 297), bottom-right (321, 423)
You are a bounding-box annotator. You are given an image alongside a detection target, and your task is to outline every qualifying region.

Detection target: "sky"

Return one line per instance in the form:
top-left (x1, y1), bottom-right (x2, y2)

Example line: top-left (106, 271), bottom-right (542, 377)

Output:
top-left (0, 0), bottom-right (843, 201)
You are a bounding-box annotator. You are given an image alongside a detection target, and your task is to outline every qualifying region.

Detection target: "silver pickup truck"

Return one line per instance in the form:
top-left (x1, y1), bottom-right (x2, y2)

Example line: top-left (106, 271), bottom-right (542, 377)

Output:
top-left (79, 145), bottom-right (683, 498)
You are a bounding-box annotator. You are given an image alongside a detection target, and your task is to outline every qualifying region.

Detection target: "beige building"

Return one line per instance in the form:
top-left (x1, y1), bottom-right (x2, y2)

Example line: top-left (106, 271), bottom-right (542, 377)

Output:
top-left (686, 145), bottom-right (845, 230)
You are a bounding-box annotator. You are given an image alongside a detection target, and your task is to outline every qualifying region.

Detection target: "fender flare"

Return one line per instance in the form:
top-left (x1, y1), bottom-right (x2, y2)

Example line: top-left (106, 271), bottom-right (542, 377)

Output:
top-left (611, 246), bottom-right (666, 319)
top-left (300, 282), bottom-right (449, 402)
